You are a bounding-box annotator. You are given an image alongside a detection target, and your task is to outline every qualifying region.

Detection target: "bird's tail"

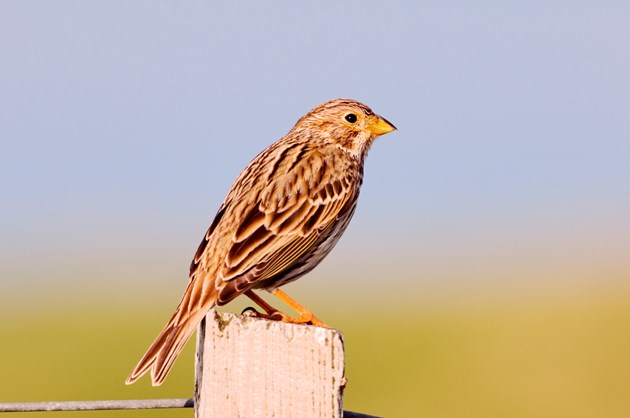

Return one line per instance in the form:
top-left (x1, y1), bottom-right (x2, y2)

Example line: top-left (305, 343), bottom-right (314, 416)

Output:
top-left (125, 278), bottom-right (216, 386)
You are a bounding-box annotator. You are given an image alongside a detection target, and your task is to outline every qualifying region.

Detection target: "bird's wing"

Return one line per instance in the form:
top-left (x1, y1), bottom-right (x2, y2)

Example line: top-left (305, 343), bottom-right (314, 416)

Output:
top-left (215, 148), bottom-right (358, 304)
top-left (189, 202), bottom-right (230, 279)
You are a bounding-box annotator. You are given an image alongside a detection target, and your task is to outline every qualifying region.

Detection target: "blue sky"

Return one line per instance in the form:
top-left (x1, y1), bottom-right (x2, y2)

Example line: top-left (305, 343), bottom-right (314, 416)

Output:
top-left (1, 2), bottom-right (629, 306)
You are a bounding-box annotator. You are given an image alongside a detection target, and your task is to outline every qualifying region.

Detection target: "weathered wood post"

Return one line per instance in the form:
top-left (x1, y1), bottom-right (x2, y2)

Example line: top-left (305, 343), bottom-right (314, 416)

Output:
top-left (195, 310), bottom-right (346, 418)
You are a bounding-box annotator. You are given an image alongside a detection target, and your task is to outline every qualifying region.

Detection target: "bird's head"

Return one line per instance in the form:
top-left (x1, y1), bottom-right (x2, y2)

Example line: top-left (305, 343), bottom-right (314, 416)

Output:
top-left (294, 98), bottom-right (397, 158)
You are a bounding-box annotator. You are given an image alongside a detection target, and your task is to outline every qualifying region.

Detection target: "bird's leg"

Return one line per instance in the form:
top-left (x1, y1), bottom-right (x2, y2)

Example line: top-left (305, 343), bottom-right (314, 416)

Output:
top-left (242, 289), bottom-right (329, 328)
top-left (269, 288), bottom-right (330, 328)
top-left (243, 290), bottom-right (281, 316)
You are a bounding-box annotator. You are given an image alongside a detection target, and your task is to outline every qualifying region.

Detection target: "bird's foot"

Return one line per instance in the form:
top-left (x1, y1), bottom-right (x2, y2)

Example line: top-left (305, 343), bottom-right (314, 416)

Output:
top-left (241, 306), bottom-right (329, 328)
top-left (241, 306), bottom-right (267, 319)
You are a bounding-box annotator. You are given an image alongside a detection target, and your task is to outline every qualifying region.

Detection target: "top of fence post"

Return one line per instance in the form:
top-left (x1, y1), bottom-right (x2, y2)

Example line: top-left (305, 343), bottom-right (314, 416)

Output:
top-left (194, 310), bottom-right (346, 418)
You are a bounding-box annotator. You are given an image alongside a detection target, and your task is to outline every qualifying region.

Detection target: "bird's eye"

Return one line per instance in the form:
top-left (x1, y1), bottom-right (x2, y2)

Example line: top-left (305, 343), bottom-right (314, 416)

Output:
top-left (344, 113), bottom-right (358, 123)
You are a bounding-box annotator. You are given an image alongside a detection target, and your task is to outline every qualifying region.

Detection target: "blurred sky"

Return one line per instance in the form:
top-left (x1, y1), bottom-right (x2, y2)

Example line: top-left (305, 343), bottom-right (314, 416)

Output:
top-left (1, 1), bottom-right (629, 312)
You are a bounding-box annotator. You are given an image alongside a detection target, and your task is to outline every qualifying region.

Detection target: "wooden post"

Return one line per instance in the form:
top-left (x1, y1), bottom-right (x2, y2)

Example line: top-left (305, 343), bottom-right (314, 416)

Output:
top-left (195, 310), bottom-right (346, 418)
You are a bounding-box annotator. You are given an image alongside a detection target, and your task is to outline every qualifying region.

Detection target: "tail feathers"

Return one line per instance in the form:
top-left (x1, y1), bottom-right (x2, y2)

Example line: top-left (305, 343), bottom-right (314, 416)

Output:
top-left (125, 308), bottom-right (208, 386)
top-left (126, 274), bottom-right (219, 386)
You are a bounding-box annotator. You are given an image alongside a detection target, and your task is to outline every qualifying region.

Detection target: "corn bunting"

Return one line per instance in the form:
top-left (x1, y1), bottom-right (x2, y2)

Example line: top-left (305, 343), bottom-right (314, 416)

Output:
top-left (126, 98), bottom-right (396, 385)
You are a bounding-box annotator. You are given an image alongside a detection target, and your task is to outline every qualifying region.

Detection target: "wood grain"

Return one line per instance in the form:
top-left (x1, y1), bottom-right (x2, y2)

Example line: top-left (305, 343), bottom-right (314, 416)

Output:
top-left (195, 310), bottom-right (346, 418)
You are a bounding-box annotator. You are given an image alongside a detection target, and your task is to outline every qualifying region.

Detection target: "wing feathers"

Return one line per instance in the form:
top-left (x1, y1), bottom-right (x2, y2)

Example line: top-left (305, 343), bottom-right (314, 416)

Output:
top-left (258, 230), bottom-right (321, 281)
top-left (219, 149), bottom-right (358, 290)
top-left (189, 203), bottom-right (229, 278)
top-left (233, 206), bottom-right (266, 242)
top-left (226, 225), bottom-right (274, 269)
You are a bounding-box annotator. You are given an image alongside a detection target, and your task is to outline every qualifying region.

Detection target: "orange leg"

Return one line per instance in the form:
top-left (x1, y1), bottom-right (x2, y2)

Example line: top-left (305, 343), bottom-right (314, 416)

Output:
top-left (270, 289), bottom-right (329, 327)
top-left (243, 289), bottom-right (329, 328)
top-left (243, 290), bottom-right (279, 315)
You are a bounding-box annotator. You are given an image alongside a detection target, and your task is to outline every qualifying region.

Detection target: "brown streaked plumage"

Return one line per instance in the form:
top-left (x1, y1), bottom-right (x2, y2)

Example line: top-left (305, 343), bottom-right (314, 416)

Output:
top-left (126, 98), bottom-right (396, 386)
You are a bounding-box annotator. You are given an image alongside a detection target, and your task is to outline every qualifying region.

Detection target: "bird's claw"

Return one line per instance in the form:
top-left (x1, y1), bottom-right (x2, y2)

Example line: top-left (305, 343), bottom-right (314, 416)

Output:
top-left (241, 306), bottom-right (286, 321)
top-left (241, 306), bottom-right (264, 317)
top-left (240, 306), bottom-right (328, 328)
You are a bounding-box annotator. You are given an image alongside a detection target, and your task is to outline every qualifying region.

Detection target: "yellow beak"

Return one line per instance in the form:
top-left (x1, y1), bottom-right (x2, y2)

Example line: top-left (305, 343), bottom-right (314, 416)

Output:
top-left (369, 115), bottom-right (397, 136)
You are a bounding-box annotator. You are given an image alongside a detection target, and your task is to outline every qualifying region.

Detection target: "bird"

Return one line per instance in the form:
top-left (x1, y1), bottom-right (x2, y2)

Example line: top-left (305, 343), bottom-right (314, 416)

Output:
top-left (125, 98), bottom-right (396, 386)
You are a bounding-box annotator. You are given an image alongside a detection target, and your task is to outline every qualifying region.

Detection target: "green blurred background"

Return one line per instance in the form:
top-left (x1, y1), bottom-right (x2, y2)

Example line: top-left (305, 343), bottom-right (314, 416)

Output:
top-left (2, 1), bottom-right (629, 417)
